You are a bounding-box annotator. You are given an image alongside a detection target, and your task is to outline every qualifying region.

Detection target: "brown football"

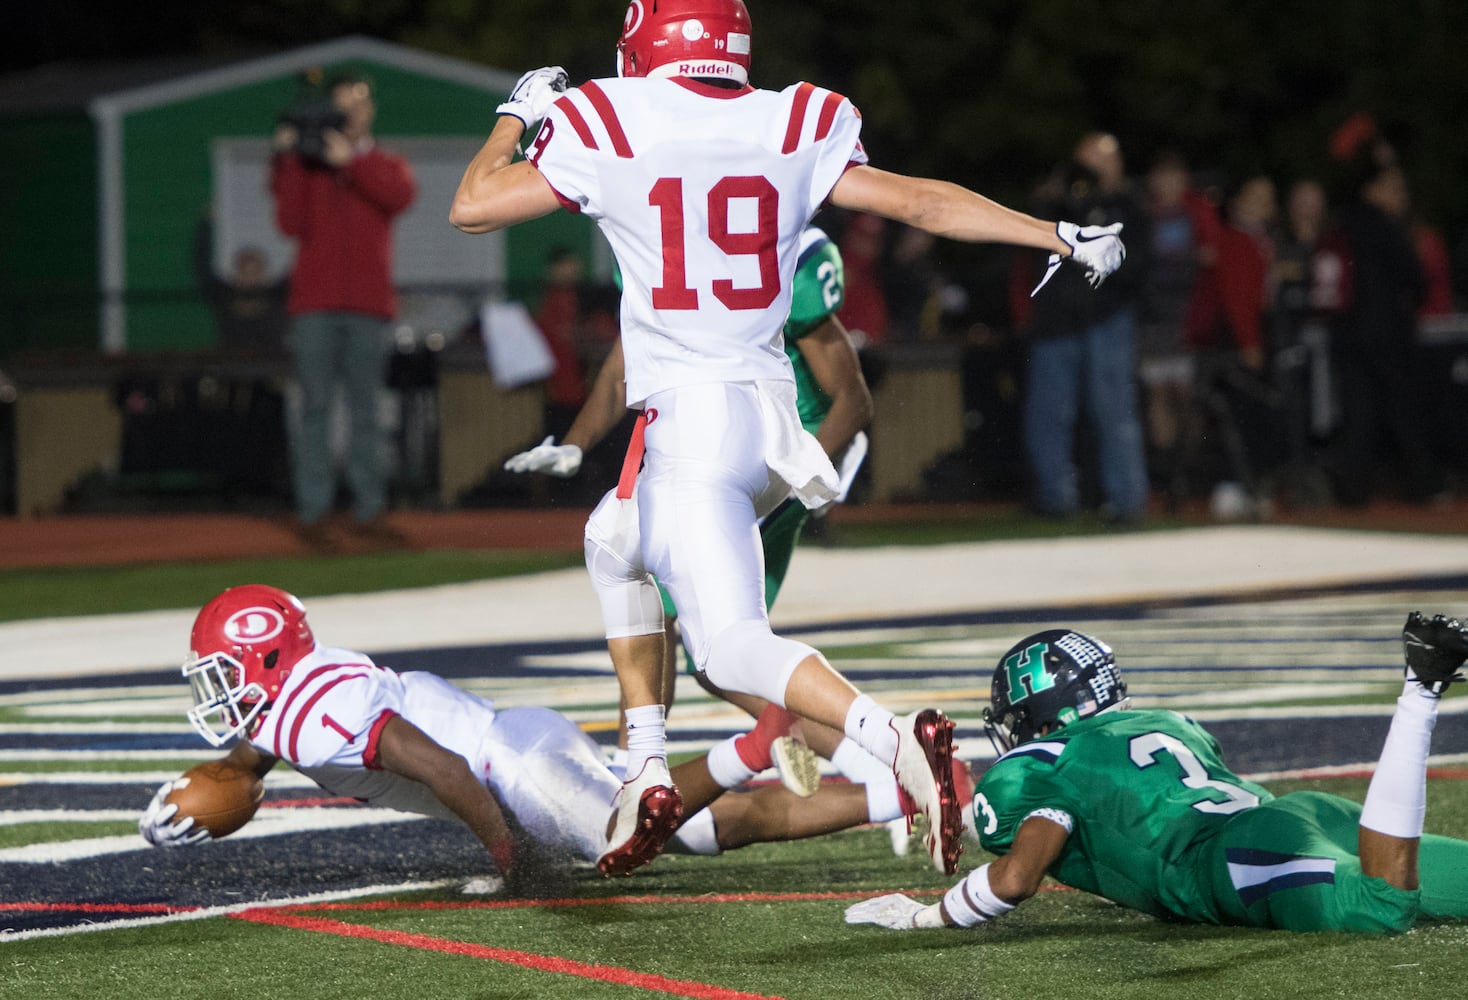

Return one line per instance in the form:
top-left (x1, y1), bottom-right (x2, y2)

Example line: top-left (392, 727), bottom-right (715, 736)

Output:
top-left (165, 760), bottom-right (265, 838)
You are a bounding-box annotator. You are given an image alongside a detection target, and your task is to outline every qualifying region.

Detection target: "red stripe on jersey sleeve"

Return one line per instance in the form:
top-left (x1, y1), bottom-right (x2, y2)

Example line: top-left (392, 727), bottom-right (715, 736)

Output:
top-left (580, 81), bottom-right (634, 158)
top-left (782, 82), bottom-right (816, 154)
top-left (362, 709), bottom-right (400, 770)
top-left (814, 91), bottom-right (845, 141)
top-left (555, 96), bottom-right (599, 151)
top-left (285, 672), bottom-right (368, 763)
top-left (269, 662), bottom-right (371, 759)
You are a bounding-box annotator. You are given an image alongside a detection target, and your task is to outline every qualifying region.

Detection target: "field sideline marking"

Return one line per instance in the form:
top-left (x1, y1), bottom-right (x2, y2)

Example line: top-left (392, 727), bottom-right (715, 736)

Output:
top-left (0, 879), bottom-right (463, 943)
top-left (234, 907), bottom-right (783, 1000)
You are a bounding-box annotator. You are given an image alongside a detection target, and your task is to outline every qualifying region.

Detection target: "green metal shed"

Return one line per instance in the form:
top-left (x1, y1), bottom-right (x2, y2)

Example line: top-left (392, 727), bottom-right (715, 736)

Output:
top-left (1, 36), bottom-right (600, 358)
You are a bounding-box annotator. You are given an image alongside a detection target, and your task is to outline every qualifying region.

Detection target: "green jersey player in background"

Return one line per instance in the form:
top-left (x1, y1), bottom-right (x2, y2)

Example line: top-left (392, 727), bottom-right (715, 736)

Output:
top-left (847, 613), bottom-right (1468, 934)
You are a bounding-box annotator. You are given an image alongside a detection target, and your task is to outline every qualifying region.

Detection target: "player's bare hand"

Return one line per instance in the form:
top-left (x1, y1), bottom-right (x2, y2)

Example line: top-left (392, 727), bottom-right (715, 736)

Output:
top-left (139, 779), bottom-right (211, 848)
top-left (503, 436), bottom-right (582, 477)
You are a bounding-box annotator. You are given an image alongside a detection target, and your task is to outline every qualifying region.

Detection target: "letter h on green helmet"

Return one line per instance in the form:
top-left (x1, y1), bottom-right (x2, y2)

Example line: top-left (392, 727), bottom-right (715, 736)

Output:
top-left (983, 629), bottom-right (1129, 752)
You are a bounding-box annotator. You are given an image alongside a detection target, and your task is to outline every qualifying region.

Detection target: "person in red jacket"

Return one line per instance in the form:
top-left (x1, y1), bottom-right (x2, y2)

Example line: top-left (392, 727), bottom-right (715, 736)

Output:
top-left (272, 72), bottom-right (417, 548)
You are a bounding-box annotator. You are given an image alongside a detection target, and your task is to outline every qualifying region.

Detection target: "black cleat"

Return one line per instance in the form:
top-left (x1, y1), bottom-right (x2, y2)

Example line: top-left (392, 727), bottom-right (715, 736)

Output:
top-left (1402, 612), bottom-right (1468, 697)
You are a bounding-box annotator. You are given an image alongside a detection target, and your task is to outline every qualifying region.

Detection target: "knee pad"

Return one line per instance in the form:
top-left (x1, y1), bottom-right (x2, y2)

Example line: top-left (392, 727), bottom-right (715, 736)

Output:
top-left (584, 492), bottom-right (662, 639)
top-left (702, 620), bottom-right (817, 706)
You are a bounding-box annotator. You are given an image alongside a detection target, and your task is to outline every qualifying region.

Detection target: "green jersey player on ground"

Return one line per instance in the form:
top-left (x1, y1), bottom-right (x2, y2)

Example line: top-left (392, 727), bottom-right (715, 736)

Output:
top-left (847, 614), bottom-right (1468, 934)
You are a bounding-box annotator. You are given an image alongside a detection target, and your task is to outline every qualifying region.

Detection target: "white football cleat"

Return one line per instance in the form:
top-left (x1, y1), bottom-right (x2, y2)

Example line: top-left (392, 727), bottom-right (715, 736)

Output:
top-left (891, 708), bottom-right (963, 875)
top-left (597, 756), bottom-right (682, 877)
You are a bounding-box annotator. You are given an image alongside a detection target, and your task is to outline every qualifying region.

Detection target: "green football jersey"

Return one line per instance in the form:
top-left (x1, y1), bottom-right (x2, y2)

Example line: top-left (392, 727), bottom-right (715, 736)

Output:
top-left (974, 709), bottom-right (1274, 924)
top-left (784, 228), bottom-right (845, 434)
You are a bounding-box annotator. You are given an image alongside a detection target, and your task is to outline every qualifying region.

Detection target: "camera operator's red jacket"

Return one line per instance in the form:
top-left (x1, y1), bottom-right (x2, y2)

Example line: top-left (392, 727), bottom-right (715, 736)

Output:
top-left (272, 144), bottom-right (416, 319)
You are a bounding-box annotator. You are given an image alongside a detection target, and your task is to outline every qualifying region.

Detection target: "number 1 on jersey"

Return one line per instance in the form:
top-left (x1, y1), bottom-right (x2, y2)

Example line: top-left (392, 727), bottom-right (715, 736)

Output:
top-left (648, 176), bottom-right (780, 311)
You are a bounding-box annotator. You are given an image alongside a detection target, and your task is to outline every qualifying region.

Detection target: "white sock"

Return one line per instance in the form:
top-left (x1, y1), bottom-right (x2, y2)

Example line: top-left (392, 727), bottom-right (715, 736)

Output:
top-left (1359, 681), bottom-right (1439, 839)
top-left (863, 769), bottom-right (904, 824)
top-left (831, 737), bottom-right (894, 785)
top-left (706, 736), bottom-right (759, 790)
top-left (624, 704), bottom-right (667, 778)
top-left (843, 695), bottom-right (898, 767)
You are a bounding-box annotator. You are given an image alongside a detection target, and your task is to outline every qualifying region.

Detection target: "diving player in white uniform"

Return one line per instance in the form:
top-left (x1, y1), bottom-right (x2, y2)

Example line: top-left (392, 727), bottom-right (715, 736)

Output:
top-left (140, 585), bottom-right (904, 876)
top-left (451, 0), bottom-right (1126, 878)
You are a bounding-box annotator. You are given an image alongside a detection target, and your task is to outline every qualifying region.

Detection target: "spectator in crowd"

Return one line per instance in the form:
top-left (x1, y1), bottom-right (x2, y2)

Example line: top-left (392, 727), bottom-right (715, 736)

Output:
top-left (836, 212), bottom-right (890, 347)
top-left (271, 71), bottom-right (417, 549)
top-left (533, 246), bottom-right (591, 441)
top-left (1017, 132), bottom-right (1150, 525)
top-left (1184, 174), bottom-right (1280, 517)
top-left (1136, 151), bottom-right (1208, 508)
top-left (191, 209), bottom-right (288, 357)
top-left (1314, 159), bottom-right (1447, 506)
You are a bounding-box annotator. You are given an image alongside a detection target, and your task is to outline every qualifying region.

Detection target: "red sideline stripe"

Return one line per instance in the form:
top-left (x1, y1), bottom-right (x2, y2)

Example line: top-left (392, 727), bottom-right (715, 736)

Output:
top-left (781, 82), bottom-right (815, 153)
top-left (581, 81), bottom-right (634, 158)
top-left (231, 908), bottom-right (783, 1000)
top-left (0, 902), bottom-right (199, 914)
top-left (261, 796), bottom-right (365, 808)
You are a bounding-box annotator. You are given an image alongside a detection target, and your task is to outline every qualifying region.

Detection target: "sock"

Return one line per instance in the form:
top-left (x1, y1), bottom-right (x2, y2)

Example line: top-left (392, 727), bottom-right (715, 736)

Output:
top-left (843, 695), bottom-right (898, 767)
top-left (706, 736), bottom-right (759, 790)
top-left (1359, 680), bottom-right (1439, 839)
top-left (733, 705), bottom-right (794, 773)
top-left (624, 704), bottom-right (667, 778)
top-left (863, 769), bottom-right (904, 824)
top-left (831, 737), bottom-right (894, 785)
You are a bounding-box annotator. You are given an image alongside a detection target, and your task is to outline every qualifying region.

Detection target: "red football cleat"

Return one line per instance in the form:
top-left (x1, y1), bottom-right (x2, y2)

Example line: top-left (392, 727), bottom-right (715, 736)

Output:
top-left (597, 758), bottom-right (683, 877)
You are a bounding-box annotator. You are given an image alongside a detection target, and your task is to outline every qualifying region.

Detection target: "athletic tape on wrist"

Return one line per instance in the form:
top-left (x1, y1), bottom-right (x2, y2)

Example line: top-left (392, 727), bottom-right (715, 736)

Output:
top-left (942, 863), bottom-right (1015, 928)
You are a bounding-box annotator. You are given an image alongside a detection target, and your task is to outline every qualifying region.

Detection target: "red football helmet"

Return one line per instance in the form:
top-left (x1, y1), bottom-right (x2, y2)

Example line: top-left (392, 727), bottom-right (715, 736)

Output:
top-left (183, 584), bottom-right (317, 746)
top-left (617, 0), bottom-right (752, 85)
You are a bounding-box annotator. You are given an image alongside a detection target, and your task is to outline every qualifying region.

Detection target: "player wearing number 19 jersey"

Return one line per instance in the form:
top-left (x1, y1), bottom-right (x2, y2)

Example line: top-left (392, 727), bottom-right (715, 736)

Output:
top-left (451, 0), bottom-right (1126, 880)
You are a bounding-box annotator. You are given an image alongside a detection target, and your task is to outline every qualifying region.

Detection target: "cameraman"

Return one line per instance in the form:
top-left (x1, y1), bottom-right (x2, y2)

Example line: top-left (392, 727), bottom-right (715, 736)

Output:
top-left (271, 71), bottom-right (417, 549)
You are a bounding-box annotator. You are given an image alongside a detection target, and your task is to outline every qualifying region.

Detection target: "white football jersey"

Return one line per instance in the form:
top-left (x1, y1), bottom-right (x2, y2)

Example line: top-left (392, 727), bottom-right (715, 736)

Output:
top-left (248, 647), bottom-right (494, 772)
top-left (528, 76), bottom-right (867, 407)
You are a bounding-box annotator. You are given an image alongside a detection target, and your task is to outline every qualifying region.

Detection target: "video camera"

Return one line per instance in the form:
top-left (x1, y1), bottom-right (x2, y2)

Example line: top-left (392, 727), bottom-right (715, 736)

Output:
top-left (279, 70), bottom-right (347, 167)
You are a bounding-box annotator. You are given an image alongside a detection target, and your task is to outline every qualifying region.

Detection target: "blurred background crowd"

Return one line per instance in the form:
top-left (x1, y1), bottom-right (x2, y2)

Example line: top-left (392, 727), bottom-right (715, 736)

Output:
top-left (1, 2), bottom-right (1465, 531)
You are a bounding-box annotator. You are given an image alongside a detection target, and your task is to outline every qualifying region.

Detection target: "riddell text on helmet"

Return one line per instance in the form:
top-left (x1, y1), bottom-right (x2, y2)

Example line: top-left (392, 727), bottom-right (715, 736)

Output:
top-left (677, 61), bottom-right (738, 77)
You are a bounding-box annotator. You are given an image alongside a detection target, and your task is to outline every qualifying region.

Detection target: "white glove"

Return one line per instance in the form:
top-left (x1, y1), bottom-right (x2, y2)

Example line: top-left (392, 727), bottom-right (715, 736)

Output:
top-left (1031, 221), bottom-right (1126, 296)
top-left (139, 779), bottom-right (211, 848)
top-left (497, 66), bottom-right (570, 129)
top-left (503, 436), bottom-right (583, 477)
top-left (844, 893), bottom-right (934, 930)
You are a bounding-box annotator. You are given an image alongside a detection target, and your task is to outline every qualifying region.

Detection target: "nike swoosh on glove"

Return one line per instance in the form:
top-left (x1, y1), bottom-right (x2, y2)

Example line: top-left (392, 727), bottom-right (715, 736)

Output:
top-left (1031, 221), bottom-right (1127, 295)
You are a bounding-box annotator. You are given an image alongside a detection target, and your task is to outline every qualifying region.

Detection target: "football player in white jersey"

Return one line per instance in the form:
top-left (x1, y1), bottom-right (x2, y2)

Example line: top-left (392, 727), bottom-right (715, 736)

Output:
top-left (451, 0), bottom-right (1126, 880)
top-left (140, 585), bottom-right (907, 880)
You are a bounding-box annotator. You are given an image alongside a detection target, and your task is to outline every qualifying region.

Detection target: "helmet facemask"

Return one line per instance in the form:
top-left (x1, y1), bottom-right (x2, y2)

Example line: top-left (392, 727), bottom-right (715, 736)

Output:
top-left (183, 652), bottom-right (268, 747)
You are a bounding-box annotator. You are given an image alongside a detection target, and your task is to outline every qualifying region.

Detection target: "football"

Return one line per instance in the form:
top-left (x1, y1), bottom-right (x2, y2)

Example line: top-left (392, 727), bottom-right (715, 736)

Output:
top-left (165, 760), bottom-right (265, 838)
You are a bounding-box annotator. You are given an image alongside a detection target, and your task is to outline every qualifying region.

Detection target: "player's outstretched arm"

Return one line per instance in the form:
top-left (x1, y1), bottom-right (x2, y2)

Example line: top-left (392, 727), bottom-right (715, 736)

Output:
top-left (375, 715), bottom-right (516, 873)
top-left (829, 166), bottom-right (1125, 290)
top-left (845, 813), bottom-right (1068, 930)
top-left (830, 166), bottom-right (1064, 254)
